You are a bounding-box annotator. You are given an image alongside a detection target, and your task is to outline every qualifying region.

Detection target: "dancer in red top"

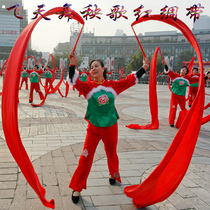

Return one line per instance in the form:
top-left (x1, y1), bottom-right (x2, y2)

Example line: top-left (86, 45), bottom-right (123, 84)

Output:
top-left (19, 64), bottom-right (29, 90)
top-left (44, 65), bottom-right (54, 92)
top-left (68, 51), bottom-right (150, 204)
top-left (188, 67), bottom-right (200, 107)
top-left (26, 65), bottom-right (44, 103)
top-left (163, 61), bottom-right (199, 127)
top-left (78, 68), bottom-right (90, 96)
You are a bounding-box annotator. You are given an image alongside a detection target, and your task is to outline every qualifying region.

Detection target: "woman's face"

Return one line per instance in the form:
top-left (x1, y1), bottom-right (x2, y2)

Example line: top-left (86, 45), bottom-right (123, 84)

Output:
top-left (180, 67), bottom-right (187, 76)
top-left (192, 69), bottom-right (198, 75)
top-left (90, 61), bottom-right (104, 80)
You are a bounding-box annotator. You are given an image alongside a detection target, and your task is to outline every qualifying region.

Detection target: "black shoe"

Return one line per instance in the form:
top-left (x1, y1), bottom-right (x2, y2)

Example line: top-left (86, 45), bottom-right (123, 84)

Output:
top-left (170, 124), bottom-right (174, 127)
top-left (29, 101), bottom-right (33, 103)
top-left (72, 191), bottom-right (79, 204)
top-left (109, 178), bottom-right (116, 185)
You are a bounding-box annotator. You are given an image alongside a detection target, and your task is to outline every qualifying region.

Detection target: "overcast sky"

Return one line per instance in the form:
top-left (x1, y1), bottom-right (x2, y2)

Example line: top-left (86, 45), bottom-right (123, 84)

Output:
top-left (22, 0), bottom-right (210, 53)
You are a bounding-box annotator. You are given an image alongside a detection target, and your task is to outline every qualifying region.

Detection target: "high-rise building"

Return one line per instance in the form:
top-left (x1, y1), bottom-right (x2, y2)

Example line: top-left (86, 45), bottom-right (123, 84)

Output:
top-left (193, 15), bottom-right (210, 30)
top-left (0, 0), bottom-right (28, 60)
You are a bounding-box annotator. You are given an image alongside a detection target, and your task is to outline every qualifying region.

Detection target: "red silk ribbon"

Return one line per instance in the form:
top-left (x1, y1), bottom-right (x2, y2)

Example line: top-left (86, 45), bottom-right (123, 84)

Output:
top-left (126, 46), bottom-right (161, 129)
top-left (2, 7), bottom-right (84, 208)
top-left (124, 14), bottom-right (205, 208)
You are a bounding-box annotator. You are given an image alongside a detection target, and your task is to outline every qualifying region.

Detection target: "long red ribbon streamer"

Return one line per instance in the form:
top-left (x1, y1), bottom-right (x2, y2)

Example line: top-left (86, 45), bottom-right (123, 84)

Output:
top-left (124, 14), bottom-right (204, 208)
top-left (2, 7), bottom-right (84, 208)
top-left (185, 56), bottom-right (195, 101)
top-left (126, 46), bottom-right (160, 129)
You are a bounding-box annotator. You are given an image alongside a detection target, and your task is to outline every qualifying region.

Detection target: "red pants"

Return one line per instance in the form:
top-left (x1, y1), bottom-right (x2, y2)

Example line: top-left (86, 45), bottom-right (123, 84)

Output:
top-left (29, 82), bottom-right (44, 102)
top-left (169, 93), bottom-right (187, 125)
top-left (69, 122), bottom-right (121, 192)
top-left (19, 77), bottom-right (28, 89)
top-left (45, 78), bottom-right (54, 91)
top-left (188, 86), bottom-right (198, 106)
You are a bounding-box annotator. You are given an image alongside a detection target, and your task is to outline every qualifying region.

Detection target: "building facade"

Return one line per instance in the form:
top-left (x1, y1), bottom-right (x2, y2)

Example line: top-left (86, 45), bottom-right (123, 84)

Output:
top-left (53, 16), bottom-right (210, 71)
top-left (0, 0), bottom-right (28, 61)
top-left (75, 30), bottom-right (210, 71)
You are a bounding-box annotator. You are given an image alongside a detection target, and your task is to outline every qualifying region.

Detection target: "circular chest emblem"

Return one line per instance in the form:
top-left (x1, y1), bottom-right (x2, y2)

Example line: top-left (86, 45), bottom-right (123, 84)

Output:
top-left (98, 94), bottom-right (109, 105)
top-left (179, 81), bottom-right (184, 85)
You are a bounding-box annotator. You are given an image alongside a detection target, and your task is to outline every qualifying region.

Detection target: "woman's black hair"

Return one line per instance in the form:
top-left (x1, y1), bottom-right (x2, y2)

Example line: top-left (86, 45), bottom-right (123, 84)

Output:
top-left (89, 59), bottom-right (107, 79)
top-left (192, 67), bottom-right (198, 72)
top-left (34, 64), bottom-right (39, 69)
top-left (181, 66), bottom-right (189, 75)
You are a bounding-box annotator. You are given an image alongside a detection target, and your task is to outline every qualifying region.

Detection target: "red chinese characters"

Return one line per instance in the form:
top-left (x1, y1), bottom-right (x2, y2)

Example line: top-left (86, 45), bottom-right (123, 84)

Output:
top-left (186, 3), bottom-right (204, 22)
top-left (80, 4), bottom-right (102, 20)
top-left (57, 3), bottom-right (73, 22)
top-left (160, 5), bottom-right (179, 21)
top-left (107, 5), bottom-right (128, 21)
top-left (134, 5), bottom-right (152, 21)
top-left (32, 4), bottom-right (50, 20)
top-left (6, 4), bottom-right (23, 19)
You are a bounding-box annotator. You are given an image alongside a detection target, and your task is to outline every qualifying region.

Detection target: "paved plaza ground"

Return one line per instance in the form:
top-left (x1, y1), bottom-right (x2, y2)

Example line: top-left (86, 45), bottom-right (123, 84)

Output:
top-left (0, 78), bottom-right (210, 210)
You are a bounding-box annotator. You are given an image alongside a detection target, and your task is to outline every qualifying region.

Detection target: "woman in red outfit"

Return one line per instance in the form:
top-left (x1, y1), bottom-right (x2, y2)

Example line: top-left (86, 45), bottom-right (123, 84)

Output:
top-left (188, 67), bottom-right (200, 107)
top-left (68, 51), bottom-right (150, 204)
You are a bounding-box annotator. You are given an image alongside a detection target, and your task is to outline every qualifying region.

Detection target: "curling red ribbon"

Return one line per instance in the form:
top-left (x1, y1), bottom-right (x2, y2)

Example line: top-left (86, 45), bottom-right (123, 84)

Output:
top-left (188, 56), bottom-right (195, 75)
top-left (124, 14), bottom-right (204, 208)
top-left (2, 7), bottom-right (84, 208)
top-left (57, 78), bottom-right (70, 98)
top-left (31, 11), bottom-right (84, 107)
top-left (126, 46), bottom-right (160, 129)
top-left (31, 67), bottom-right (67, 107)
top-left (185, 56), bottom-right (195, 101)
top-left (24, 55), bottom-right (37, 66)
top-left (131, 25), bottom-right (146, 58)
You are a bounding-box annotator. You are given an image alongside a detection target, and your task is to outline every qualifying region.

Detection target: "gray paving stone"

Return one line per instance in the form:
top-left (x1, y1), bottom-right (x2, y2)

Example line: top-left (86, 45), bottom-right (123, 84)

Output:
top-left (0, 189), bottom-right (14, 198)
top-left (91, 194), bottom-right (131, 206)
top-left (0, 167), bottom-right (17, 174)
top-left (0, 174), bottom-right (17, 182)
top-left (86, 206), bottom-right (122, 210)
top-left (185, 196), bottom-right (210, 209)
top-left (61, 195), bottom-right (84, 210)
top-left (190, 188), bottom-right (210, 204)
top-left (0, 198), bottom-right (12, 209)
top-left (40, 152), bottom-right (54, 166)
top-left (42, 165), bottom-right (57, 186)
top-left (53, 156), bottom-right (68, 173)
top-left (167, 193), bottom-right (194, 209)
top-left (0, 181), bottom-right (16, 190)
top-left (82, 186), bottom-right (113, 196)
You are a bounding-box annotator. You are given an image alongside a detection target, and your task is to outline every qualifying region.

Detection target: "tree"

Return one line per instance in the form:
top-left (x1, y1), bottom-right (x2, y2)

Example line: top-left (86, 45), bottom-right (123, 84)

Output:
top-left (177, 49), bottom-right (194, 69)
top-left (127, 50), bottom-right (144, 72)
top-left (127, 50), bottom-right (164, 73)
top-left (27, 49), bottom-right (42, 61)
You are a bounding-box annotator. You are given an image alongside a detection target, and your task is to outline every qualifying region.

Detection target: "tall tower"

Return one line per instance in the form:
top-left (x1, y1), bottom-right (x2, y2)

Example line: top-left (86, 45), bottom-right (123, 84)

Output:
top-left (0, 0), bottom-right (28, 60)
top-left (193, 15), bottom-right (210, 30)
top-left (69, 21), bottom-right (83, 56)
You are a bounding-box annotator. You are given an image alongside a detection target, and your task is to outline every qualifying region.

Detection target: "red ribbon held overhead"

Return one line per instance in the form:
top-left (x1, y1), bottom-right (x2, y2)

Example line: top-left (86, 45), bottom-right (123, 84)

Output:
top-left (2, 7), bottom-right (84, 209)
top-left (124, 14), bottom-right (205, 208)
top-left (126, 47), bottom-right (161, 129)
